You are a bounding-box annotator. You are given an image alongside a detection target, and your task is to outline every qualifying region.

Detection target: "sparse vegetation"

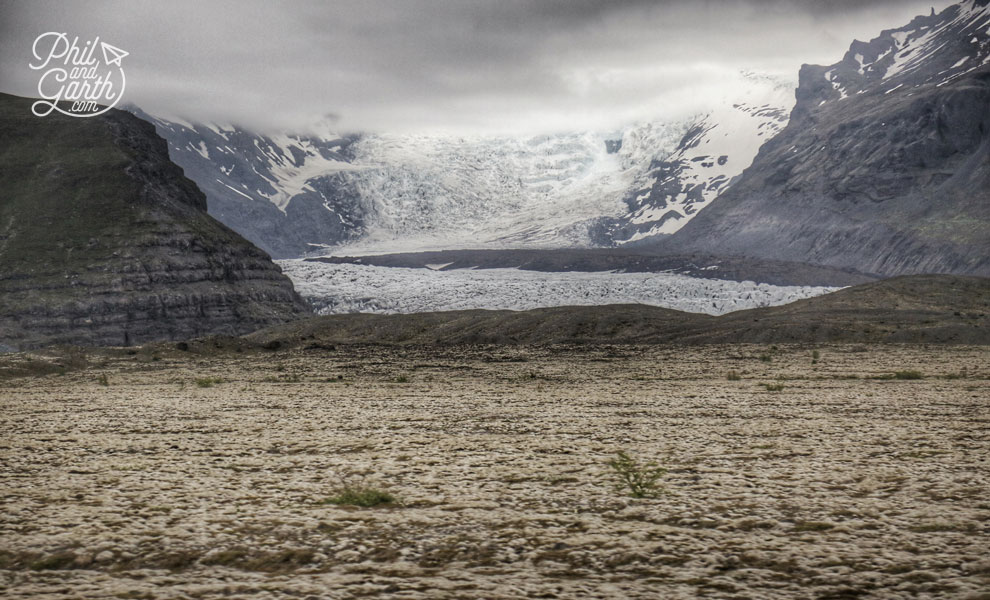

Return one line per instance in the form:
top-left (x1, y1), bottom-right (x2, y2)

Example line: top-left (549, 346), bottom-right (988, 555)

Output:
top-left (262, 374), bottom-right (301, 383)
top-left (763, 382), bottom-right (786, 391)
top-left (607, 451), bottom-right (666, 499)
top-left (893, 370), bottom-right (923, 380)
top-left (727, 370), bottom-right (742, 381)
top-left (97, 373), bottom-right (109, 386)
top-left (321, 486), bottom-right (396, 507)
top-left (194, 377), bottom-right (224, 388)
top-left (0, 343), bottom-right (985, 596)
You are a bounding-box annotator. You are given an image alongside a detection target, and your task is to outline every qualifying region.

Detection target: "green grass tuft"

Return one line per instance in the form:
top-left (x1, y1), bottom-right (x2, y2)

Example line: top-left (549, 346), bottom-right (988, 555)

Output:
top-left (321, 487), bottom-right (396, 507)
top-left (893, 370), bottom-right (923, 380)
top-left (607, 451), bottom-right (666, 499)
top-left (194, 377), bottom-right (224, 388)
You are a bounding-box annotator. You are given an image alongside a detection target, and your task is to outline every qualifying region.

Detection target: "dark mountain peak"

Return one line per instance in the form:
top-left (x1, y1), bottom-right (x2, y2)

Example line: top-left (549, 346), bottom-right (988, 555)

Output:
top-left (0, 93), bottom-right (311, 350)
top-left (799, 0), bottom-right (990, 114)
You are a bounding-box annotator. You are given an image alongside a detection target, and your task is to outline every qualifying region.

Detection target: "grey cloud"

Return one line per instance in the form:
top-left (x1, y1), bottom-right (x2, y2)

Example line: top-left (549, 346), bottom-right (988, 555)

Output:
top-left (0, 0), bottom-right (956, 134)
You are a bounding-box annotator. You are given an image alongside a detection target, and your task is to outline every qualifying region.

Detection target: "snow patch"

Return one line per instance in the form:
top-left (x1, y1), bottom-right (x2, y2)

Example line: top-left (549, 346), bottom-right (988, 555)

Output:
top-left (216, 179), bottom-right (253, 201)
top-left (425, 263), bottom-right (454, 271)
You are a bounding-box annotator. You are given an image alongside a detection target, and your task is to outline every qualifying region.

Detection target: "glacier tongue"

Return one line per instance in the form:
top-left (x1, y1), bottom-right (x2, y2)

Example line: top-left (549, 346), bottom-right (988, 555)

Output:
top-left (279, 260), bottom-right (839, 316)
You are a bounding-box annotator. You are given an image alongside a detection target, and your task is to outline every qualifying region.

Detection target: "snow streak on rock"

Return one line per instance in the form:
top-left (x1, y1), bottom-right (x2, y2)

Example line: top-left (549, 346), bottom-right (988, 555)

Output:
top-left (817, 0), bottom-right (990, 103)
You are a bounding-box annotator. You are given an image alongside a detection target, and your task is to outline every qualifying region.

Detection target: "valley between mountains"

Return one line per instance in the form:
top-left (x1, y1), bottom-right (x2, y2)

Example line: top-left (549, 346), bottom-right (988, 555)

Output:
top-left (1, 2), bottom-right (989, 600)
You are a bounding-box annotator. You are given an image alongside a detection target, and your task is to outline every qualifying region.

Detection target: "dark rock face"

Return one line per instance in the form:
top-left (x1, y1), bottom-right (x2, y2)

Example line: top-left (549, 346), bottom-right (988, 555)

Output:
top-left (659, 1), bottom-right (990, 277)
top-left (592, 97), bottom-right (790, 246)
top-left (0, 93), bottom-right (311, 351)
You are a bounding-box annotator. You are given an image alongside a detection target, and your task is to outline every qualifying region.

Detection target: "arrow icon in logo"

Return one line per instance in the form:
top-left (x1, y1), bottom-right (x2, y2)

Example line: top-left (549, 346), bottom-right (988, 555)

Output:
top-left (100, 42), bottom-right (128, 66)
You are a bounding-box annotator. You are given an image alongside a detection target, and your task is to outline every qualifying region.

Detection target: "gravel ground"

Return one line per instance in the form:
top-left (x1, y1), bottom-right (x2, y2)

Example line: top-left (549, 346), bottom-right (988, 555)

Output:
top-left (1, 344), bottom-right (988, 599)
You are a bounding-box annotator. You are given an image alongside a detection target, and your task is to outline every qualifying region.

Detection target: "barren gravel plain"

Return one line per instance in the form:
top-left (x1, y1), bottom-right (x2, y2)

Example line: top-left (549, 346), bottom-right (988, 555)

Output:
top-left (1, 343), bottom-right (988, 599)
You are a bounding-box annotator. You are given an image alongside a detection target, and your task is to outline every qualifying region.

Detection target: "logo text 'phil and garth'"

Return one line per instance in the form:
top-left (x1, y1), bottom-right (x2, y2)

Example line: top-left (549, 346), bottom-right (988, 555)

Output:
top-left (30, 32), bottom-right (128, 118)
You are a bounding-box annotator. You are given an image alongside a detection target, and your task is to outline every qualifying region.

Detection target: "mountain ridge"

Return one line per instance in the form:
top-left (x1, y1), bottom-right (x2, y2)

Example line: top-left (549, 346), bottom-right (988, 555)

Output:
top-left (655, 0), bottom-right (990, 277)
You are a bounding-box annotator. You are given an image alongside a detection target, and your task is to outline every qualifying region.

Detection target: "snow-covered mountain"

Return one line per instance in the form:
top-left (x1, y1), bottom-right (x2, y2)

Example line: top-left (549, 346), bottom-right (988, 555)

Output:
top-left (810, 0), bottom-right (990, 103)
top-left (130, 71), bottom-right (793, 258)
top-left (601, 72), bottom-right (790, 245)
top-left (661, 0), bottom-right (990, 277)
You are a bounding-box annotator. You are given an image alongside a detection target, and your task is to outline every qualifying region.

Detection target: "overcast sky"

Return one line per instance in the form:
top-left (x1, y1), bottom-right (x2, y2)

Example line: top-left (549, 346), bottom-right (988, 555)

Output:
top-left (0, 0), bottom-right (954, 134)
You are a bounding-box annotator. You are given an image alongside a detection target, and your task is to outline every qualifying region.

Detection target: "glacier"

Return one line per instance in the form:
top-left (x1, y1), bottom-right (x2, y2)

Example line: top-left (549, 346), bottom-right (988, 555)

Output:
top-left (133, 70), bottom-right (795, 257)
top-left (279, 260), bottom-right (840, 316)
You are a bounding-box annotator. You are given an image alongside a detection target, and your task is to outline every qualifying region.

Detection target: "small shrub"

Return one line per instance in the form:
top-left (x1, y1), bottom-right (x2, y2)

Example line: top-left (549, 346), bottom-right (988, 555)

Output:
top-left (759, 354), bottom-right (772, 363)
top-left (726, 371), bottom-right (741, 381)
top-left (894, 370), bottom-right (923, 380)
top-left (194, 377), bottom-right (223, 388)
top-left (763, 383), bottom-right (785, 392)
top-left (321, 487), bottom-right (395, 507)
top-left (607, 451), bottom-right (666, 499)
top-left (97, 373), bottom-right (109, 386)
top-left (811, 350), bottom-right (820, 360)
top-left (394, 375), bottom-right (410, 383)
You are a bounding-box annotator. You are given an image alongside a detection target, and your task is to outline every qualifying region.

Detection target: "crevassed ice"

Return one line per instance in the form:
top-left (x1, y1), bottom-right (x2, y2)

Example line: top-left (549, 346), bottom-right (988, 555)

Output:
top-left (279, 260), bottom-right (841, 317)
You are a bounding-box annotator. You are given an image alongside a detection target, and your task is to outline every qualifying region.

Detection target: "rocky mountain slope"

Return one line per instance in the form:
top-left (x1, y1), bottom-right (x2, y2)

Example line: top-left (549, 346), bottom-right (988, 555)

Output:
top-left (130, 71), bottom-right (792, 257)
top-left (659, 0), bottom-right (990, 277)
top-left (0, 93), bottom-right (311, 351)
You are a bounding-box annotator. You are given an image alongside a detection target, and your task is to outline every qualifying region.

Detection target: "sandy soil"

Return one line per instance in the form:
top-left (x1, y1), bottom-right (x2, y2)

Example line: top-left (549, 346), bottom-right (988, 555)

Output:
top-left (1, 344), bottom-right (988, 599)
